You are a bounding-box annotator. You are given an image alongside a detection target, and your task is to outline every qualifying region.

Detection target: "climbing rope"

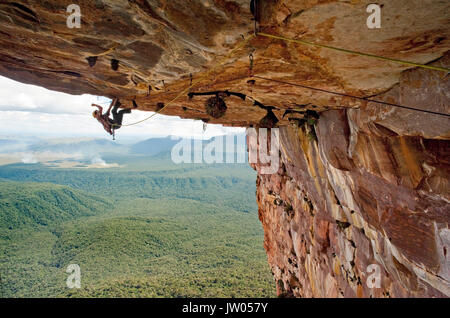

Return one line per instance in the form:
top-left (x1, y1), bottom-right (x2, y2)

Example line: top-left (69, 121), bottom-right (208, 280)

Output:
top-left (253, 75), bottom-right (450, 117)
top-left (118, 34), bottom-right (256, 127)
top-left (96, 43), bottom-right (120, 57)
top-left (257, 32), bottom-right (450, 73)
top-left (110, 28), bottom-right (449, 129)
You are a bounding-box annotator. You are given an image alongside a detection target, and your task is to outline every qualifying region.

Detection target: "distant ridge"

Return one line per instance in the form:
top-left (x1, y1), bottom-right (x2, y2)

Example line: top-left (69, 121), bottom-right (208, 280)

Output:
top-left (130, 134), bottom-right (247, 157)
top-left (28, 138), bottom-right (126, 154)
top-left (130, 137), bottom-right (179, 156)
top-left (0, 181), bottom-right (111, 229)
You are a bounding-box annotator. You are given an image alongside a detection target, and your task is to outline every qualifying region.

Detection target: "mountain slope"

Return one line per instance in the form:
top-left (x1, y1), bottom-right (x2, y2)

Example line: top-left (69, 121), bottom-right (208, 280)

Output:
top-left (0, 163), bottom-right (257, 212)
top-left (130, 137), bottom-right (179, 156)
top-left (0, 181), bottom-right (112, 229)
top-left (28, 138), bottom-right (127, 154)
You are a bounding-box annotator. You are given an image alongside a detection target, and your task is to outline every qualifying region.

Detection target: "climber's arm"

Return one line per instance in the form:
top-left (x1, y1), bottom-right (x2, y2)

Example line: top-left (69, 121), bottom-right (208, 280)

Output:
top-left (91, 104), bottom-right (103, 113)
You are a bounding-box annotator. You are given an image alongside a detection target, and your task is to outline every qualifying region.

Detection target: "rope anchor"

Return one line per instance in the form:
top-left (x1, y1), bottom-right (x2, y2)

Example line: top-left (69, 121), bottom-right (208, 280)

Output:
top-left (118, 34), bottom-right (256, 127)
top-left (99, 27), bottom-right (449, 131)
top-left (248, 51), bottom-right (254, 77)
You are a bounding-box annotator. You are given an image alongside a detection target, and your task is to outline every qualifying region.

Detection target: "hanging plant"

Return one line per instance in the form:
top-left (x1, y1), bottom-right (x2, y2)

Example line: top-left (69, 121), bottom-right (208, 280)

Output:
top-left (205, 96), bottom-right (227, 119)
top-left (259, 109), bottom-right (279, 128)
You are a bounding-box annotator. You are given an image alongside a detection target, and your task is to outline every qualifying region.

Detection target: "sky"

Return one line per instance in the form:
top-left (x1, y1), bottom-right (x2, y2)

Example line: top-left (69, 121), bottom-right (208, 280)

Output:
top-left (0, 76), bottom-right (244, 142)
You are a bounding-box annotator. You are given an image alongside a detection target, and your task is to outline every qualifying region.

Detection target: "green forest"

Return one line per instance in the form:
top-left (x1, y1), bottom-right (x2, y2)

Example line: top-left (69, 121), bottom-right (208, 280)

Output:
top-left (0, 155), bottom-right (275, 298)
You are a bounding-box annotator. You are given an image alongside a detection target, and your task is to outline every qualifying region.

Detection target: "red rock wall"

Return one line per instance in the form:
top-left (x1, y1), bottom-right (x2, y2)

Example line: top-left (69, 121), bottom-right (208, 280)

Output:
top-left (252, 63), bottom-right (450, 298)
top-left (1, 1), bottom-right (449, 127)
top-left (0, 0), bottom-right (448, 298)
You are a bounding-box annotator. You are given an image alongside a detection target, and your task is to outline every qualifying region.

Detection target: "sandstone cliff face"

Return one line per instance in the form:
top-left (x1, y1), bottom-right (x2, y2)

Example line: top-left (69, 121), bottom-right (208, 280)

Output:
top-left (253, 59), bottom-right (450, 297)
top-left (0, 0), bottom-right (449, 297)
top-left (1, 1), bottom-right (449, 126)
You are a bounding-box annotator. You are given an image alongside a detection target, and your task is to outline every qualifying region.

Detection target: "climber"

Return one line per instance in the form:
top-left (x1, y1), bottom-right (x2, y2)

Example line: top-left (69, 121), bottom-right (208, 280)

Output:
top-left (92, 98), bottom-right (131, 136)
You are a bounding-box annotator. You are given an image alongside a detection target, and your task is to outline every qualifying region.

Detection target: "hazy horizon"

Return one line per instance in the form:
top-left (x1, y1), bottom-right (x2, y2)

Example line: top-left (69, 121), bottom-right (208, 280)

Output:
top-left (0, 75), bottom-right (245, 140)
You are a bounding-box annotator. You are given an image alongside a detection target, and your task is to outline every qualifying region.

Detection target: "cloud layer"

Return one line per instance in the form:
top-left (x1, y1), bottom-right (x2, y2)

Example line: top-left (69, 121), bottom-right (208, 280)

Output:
top-left (0, 76), bottom-right (244, 139)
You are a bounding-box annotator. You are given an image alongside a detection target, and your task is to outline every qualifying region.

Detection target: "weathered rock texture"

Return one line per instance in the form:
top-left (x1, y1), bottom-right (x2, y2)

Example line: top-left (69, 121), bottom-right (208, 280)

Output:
top-left (254, 80), bottom-right (449, 298)
top-left (0, 0), bottom-right (449, 297)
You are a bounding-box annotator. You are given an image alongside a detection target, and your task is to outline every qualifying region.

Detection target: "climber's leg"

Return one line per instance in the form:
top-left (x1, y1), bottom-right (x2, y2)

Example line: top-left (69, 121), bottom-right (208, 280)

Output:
top-left (112, 107), bottom-right (131, 129)
top-left (106, 98), bottom-right (119, 117)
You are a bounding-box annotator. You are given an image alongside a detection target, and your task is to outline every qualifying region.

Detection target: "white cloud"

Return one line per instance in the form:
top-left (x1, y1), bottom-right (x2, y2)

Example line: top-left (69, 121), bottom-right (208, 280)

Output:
top-left (0, 76), bottom-right (103, 114)
top-left (0, 76), bottom-right (244, 139)
top-left (21, 153), bottom-right (38, 164)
